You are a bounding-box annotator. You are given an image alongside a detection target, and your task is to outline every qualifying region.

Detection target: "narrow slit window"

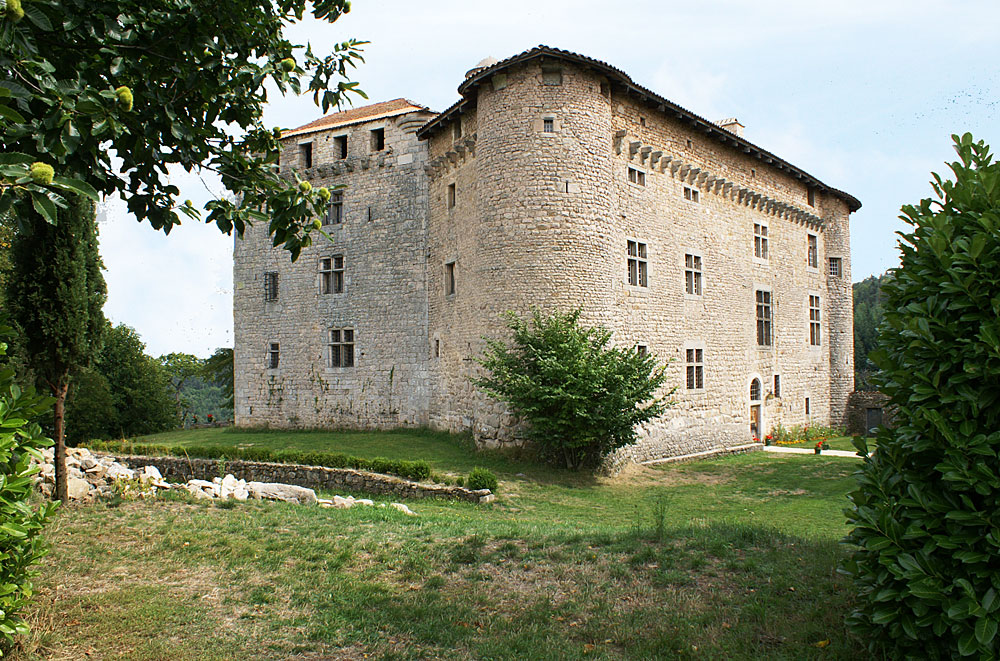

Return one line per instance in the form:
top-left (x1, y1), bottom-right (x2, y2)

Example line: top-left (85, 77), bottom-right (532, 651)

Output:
top-left (807, 188), bottom-right (816, 207)
top-left (267, 342), bottom-right (280, 369)
top-left (686, 348), bottom-right (704, 390)
top-left (453, 120), bottom-right (462, 141)
top-left (299, 142), bottom-right (313, 169)
top-left (445, 261), bottom-right (456, 295)
top-left (807, 234), bottom-right (818, 269)
top-left (264, 271), bottom-right (278, 302)
top-left (327, 328), bottom-right (355, 368)
top-left (756, 289), bottom-right (772, 347)
top-left (773, 374), bottom-right (781, 398)
top-left (370, 127), bottom-right (385, 151)
top-left (447, 183), bottom-right (456, 209)
top-left (685, 253), bottom-right (702, 295)
top-left (805, 397), bottom-right (811, 415)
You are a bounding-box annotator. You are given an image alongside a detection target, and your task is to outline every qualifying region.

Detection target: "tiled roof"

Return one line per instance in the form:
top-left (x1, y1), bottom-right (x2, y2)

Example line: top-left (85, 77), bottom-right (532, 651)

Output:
top-left (418, 45), bottom-right (861, 212)
top-left (282, 98), bottom-right (431, 138)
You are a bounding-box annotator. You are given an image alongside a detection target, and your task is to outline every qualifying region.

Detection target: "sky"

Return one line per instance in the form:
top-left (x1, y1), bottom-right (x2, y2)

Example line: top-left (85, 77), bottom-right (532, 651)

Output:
top-left (98, 0), bottom-right (1000, 358)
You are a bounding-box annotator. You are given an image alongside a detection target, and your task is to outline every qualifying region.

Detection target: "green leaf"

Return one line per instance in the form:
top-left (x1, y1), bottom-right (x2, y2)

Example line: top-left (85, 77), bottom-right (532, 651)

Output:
top-left (30, 192), bottom-right (58, 225)
top-left (957, 630), bottom-right (978, 656)
top-left (51, 177), bottom-right (100, 202)
top-left (22, 4), bottom-right (53, 30)
top-left (975, 617), bottom-right (997, 646)
top-left (0, 104), bottom-right (26, 124)
top-left (0, 153), bottom-right (34, 165)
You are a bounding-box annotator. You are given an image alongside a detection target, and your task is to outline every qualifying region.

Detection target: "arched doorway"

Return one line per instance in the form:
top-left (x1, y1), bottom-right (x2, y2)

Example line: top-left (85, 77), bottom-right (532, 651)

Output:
top-left (749, 378), bottom-right (762, 439)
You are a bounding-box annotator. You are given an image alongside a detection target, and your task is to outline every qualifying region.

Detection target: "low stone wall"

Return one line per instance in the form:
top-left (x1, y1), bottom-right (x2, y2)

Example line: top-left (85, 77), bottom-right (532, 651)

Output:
top-left (846, 391), bottom-right (896, 436)
top-left (110, 454), bottom-right (494, 504)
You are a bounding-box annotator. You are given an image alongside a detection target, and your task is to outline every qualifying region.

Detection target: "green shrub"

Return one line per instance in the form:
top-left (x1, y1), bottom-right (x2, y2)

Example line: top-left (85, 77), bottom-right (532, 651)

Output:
top-left (466, 467), bottom-right (498, 492)
top-left (454, 476), bottom-right (464, 488)
top-left (82, 439), bottom-right (432, 482)
top-left (0, 319), bottom-right (58, 653)
top-left (474, 308), bottom-right (672, 469)
top-left (843, 134), bottom-right (1000, 658)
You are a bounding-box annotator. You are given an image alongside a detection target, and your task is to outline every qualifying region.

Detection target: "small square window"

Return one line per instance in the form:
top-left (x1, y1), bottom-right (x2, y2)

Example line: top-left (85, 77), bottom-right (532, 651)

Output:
top-left (628, 167), bottom-right (646, 187)
top-left (267, 342), bottom-right (280, 369)
top-left (683, 186), bottom-right (700, 203)
top-left (807, 234), bottom-right (818, 269)
top-left (447, 183), bottom-right (456, 209)
top-left (685, 253), bottom-right (702, 296)
top-left (299, 142), bottom-right (313, 169)
top-left (334, 135), bottom-right (347, 159)
top-left (543, 118), bottom-right (554, 133)
top-left (370, 127), bottom-right (385, 152)
top-left (445, 261), bottom-right (456, 296)
top-left (636, 345), bottom-right (648, 358)
top-left (627, 240), bottom-right (648, 288)
top-left (264, 271), bottom-right (278, 302)
top-left (829, 257), bottom-right (842, 278)
top-left (685, 348), bottom-right (704, 390)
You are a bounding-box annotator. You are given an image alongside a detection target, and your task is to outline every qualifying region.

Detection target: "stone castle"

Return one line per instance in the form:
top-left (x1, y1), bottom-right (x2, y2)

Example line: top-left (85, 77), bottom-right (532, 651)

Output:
top-left (233, 45), bottom-right (859, 462)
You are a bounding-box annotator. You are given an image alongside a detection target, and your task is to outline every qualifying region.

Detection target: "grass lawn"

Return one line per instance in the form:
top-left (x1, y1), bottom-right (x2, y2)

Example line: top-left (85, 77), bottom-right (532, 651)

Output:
top-left (12, 452), bottom-right (868, 660)
top-left (129, 427), bottom-right (535, 477)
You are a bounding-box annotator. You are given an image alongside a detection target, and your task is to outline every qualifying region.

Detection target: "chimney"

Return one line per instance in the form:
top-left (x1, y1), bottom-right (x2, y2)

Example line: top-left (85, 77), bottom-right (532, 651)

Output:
top-left (716, 117), bottom-right (745, 138)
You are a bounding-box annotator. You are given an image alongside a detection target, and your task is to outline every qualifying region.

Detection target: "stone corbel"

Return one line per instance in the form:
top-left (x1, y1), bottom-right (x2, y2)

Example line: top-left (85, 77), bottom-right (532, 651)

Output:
top-left (446, 150), bottom-right (459, 165)
top-left (659, 155), bottom-right (673, 173)
top-left (613, 130), bottom-right (626, 154)
top-left (629, 141), bottom-right (641, 159)
top-left (686, 168), bottom-right (701, 184)
top-left (639, 146), bottom-right (652, 164)
top-left (650, 151), bottom-right (663, 168)
top-left (669, 160), bottom-right (682, 176)
top-left (677, 164), bottom-right (690, 179)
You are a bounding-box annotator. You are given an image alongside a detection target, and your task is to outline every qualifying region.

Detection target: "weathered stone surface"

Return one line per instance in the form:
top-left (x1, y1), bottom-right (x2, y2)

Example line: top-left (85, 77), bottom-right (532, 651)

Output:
top-left (247, 482), bottom-right (318, 504)
top-left (67, 477), bottom-right (91, 500)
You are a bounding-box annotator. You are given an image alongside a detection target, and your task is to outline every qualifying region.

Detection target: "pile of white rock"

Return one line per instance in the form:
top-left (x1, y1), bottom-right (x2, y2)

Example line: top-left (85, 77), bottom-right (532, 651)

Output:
top-left (33, 447), bottom-right (417, 515)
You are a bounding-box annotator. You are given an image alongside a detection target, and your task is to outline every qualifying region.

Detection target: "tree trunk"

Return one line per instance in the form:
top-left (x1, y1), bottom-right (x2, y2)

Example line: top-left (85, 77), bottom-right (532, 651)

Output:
top-left (52, 376), bottom-right (69, 503)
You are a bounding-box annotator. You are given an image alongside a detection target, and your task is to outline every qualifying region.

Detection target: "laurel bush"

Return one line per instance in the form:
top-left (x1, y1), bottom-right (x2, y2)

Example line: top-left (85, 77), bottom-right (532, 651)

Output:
top-left (843, 134), bottom-right (1000, 658)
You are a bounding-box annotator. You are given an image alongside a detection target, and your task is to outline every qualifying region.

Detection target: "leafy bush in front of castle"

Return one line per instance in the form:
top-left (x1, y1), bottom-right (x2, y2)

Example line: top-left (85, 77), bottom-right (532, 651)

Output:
top-left (474, 309), bottom-right (672, 470)
top-left (842, 134), bottom-right (1000, 658)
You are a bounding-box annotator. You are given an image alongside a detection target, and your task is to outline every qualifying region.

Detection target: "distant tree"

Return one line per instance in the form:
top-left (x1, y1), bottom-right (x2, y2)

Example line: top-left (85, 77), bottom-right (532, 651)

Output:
top-left (475, 309), bottom-right (672, 470)
top-left (7, 198), bottom-right (105, 501)
top-left (159, 352), bottom-right (203, 425)
top-left (100, 324), bottom-right (175, 437)
top-left (63, 367), bottom-right (116, 443)
top-left (203, 347), bottom-right (234, 412)
top-left (853, 274), bottom-right (890, 390)
top-left (844, 134), bottom-right (1000, 658)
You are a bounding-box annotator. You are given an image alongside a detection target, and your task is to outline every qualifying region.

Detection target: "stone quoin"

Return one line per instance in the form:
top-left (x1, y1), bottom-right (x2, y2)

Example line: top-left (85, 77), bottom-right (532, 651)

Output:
top-left (233, 45), bottom-right (859, 463)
